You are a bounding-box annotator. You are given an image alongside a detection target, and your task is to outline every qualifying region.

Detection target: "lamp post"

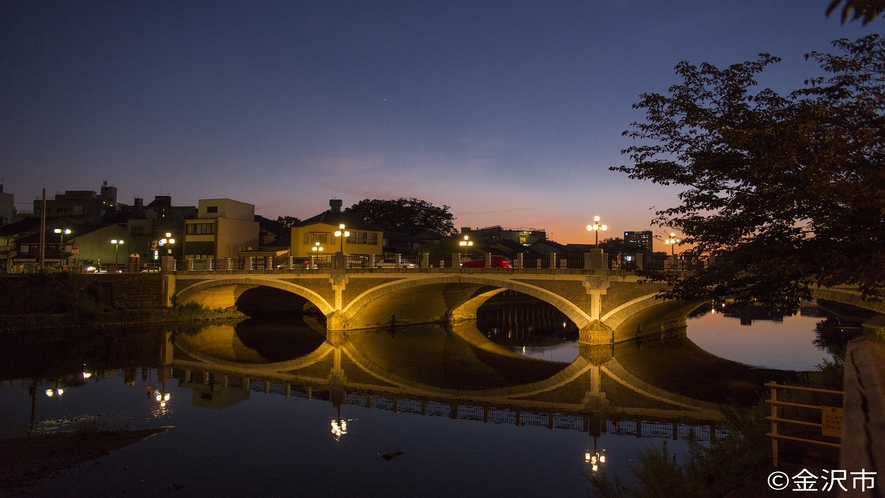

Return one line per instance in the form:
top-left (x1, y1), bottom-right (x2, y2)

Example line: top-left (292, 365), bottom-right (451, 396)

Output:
top-left (459, 235), bottom-right (473, 255)
top-left (334, 224), bottom-right (350, 270)
top-left (53, 228), bottom-right (71, 264)
top-left (586, 216), bottom-right (607, 249)
top-left (159, 232), bottom-right (175, 256)
top-left (334, 224), bottom-right (350, 254)
top-left (665, 232), bottom-right (681, 256)
top-left (311, 241), bottom-right (323, 269)
top-left (110, 239), bottom-right (125, 265)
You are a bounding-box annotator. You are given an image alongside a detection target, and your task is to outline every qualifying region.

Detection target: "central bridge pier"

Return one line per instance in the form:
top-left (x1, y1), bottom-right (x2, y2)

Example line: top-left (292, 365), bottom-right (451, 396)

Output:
top-left (169, 268), bottom-right (699, 346)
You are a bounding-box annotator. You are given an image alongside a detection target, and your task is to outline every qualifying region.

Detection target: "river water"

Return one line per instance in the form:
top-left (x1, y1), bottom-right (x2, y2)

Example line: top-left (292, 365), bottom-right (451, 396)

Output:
top-left (0, 299), bottom-right (859, 497)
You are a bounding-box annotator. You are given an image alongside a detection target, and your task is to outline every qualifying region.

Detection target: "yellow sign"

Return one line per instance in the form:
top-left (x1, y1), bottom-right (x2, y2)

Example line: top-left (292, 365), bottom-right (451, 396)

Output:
top-left (822, 406), bottom-right (843, 438)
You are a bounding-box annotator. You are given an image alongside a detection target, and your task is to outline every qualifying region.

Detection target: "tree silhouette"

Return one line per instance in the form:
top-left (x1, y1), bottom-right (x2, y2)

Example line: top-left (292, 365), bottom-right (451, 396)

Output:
top-left (827, 0), bottom-right (885, 24)
top-left (613, 35), bottom-right (885, 313)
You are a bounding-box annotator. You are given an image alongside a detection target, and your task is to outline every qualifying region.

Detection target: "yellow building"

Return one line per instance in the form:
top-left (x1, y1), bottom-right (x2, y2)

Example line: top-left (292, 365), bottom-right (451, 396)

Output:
top-left (183, 198), bottom-right (259, 262)
top-left (291, 200), bottom-right (383, 259)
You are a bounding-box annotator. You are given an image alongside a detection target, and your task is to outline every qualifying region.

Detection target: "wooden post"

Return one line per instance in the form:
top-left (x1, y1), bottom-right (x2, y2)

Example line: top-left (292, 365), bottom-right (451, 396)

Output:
top-left (771, 382), bottom-right (779, 466)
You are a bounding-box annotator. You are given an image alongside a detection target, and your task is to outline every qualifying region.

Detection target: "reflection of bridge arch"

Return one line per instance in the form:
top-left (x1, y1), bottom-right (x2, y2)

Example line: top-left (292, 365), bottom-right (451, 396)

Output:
top-left (168, 325), bottom-right (723, 420)
top-left (175, 278), bottom-right (335, 315)
top-left (174, 335), bottom-right (336, 373)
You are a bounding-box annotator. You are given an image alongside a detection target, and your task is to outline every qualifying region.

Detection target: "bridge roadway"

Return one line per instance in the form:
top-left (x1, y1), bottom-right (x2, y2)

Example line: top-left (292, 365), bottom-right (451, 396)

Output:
top-left (167, 266), bottom-right (885, 345)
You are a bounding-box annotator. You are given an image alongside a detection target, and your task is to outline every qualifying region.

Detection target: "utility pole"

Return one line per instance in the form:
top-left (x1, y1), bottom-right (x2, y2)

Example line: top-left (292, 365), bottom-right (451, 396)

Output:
top-left (39, 188), bottom-right (46, 269)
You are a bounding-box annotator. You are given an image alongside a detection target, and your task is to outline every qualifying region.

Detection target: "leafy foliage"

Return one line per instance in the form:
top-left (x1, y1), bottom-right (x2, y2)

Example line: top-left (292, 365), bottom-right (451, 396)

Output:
top-left (345, 198), bottom-right (457, 236)
top-left (588, 407), bottom-right (770, 498)
top-left (275, 216), bottom-right (301, 228)
top-left (612, 35), bottom-right (885, 313)
top-left (827, 0), bottom-right (885, 25)
top-left (599, 237), bottom-right (649, 255)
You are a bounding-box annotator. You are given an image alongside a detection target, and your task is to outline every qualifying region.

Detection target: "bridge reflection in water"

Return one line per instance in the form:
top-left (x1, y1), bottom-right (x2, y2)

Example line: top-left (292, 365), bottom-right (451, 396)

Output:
top-left (165, 308), bottom-right (793, 444)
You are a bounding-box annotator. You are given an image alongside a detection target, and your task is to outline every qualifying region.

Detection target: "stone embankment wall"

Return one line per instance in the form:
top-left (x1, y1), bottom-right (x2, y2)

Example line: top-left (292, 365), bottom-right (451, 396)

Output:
top-left (0, 273), bottom-right (165, 315)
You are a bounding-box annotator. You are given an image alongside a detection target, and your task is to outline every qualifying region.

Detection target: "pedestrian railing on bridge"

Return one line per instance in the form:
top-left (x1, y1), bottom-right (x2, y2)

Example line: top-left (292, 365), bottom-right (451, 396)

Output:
top-left (144, 253), bottom-right (705, 274)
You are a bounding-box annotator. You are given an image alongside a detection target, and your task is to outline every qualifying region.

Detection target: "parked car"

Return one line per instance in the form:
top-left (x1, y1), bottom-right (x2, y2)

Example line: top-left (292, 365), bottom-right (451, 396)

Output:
top-left (460, 256), bottom-right (513, 268)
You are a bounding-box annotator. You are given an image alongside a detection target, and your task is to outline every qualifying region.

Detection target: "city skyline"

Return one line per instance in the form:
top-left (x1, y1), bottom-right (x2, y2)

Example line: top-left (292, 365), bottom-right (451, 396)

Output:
top-left (1, 1), bottom-right (872, 246)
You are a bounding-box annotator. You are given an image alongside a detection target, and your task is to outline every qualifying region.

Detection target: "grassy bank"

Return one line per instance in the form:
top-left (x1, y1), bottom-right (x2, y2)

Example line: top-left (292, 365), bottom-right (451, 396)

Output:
top-left (587, 359), bottom-right (844, 498)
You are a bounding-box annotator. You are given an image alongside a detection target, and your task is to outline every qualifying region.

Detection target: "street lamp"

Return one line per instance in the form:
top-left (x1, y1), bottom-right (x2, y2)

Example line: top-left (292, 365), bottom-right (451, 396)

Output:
top-left (311, 241), bottom-right (323, 269)
top-left (110, 239), bottom-right (125, 265)
top-left (334, 224), bottom-right (350, 254)
top-left (159, 232), bottom-right (175, 256)
top-left (587, 216), bottom-right (607, 249)
top-left (459, 235), bottom-right (473, 255)
top-left (665, 232), bottom-right (681, 256)
top-left (53, 228), bottom-right (71, 264)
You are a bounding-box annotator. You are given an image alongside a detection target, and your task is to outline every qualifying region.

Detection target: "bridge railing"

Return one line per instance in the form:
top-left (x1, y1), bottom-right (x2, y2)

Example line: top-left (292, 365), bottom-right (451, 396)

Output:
top-left (143, 256), bottom-right (702, 275)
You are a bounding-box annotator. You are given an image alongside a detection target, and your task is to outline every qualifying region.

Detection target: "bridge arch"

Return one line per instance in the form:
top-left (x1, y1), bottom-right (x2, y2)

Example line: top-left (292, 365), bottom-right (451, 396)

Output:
top-left (601, 292), bottom-right (671, 331)
top-left (175, 277), bottom-right (335, 316)
top-left (338, 274), bottom-right (594, 331)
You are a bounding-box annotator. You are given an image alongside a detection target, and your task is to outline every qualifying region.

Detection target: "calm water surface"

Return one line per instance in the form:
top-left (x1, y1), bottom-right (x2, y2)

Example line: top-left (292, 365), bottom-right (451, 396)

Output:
top-left (0, 300), bottom-right (852, 497)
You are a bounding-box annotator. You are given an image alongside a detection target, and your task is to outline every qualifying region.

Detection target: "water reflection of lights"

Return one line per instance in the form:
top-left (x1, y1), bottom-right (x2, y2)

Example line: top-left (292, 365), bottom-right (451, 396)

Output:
top-left (584, 449), bottom-right (606, 472)
top-left (330, 407), bottom-right (353, 441)
top-left (330, 419), bottom-right (348, 440)
top-left (147, 386), bottom-right (172, 417)
top-left (585, 436), bottom-right (606, 472)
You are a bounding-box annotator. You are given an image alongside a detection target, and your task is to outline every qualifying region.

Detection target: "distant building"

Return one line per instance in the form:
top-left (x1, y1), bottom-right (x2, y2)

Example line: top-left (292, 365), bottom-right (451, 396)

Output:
top-left (0, 219), bottom-right (133, 271)
top-left (0, 183), bottom-right (13, 226)
top-left (33, 189), bottom-right (110, 224)
top-left (382, 231), bottom-right (423, 254)
top-left (291, 199), bottom-right (383, 259)
top-left (182, 198), bottom-right (259, 262)
top-left (460, 226), bottom-right (546, 246)
top-left (624, 230), bottom-right (654, 253)
top-left (66, 224), bottom-right (135, 269)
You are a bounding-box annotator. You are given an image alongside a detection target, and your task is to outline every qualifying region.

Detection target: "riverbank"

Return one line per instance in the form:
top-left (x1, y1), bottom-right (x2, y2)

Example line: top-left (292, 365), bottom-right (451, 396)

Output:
top-left (0, 427), bottom-right (171, 491)
top-left (0, 304), bottom-right (246, 332)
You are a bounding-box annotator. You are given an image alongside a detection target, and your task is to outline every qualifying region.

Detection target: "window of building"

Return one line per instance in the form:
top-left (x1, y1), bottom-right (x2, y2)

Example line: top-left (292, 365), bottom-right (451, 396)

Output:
top-left (308, 232), bottom-right (330, 244)
top-left (206, 206), bottom-right (218, 213)
top-left (186, 222), bottom-right (216, 235)
top-left (347, 231), bottom-right (378, 245)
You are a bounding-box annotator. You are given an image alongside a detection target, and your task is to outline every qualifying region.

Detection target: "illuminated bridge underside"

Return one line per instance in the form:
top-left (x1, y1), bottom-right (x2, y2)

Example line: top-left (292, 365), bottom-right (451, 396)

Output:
top-left (172, 272), bottom-right (674, 345)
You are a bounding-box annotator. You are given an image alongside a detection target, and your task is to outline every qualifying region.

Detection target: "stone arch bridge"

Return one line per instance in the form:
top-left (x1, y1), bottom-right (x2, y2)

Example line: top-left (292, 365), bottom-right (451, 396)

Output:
top-left (167, 268), bottom-right (885, 345)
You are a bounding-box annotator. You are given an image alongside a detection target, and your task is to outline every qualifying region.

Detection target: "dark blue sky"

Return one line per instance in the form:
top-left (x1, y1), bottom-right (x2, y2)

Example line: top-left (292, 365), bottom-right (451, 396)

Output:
top-left (1, 1), bottom-right (871, 246)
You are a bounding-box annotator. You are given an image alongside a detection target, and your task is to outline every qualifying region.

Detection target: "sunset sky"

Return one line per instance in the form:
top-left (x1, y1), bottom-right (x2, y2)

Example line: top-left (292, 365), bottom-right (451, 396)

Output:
top-left (1, 1), bottom-right (872, 250)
